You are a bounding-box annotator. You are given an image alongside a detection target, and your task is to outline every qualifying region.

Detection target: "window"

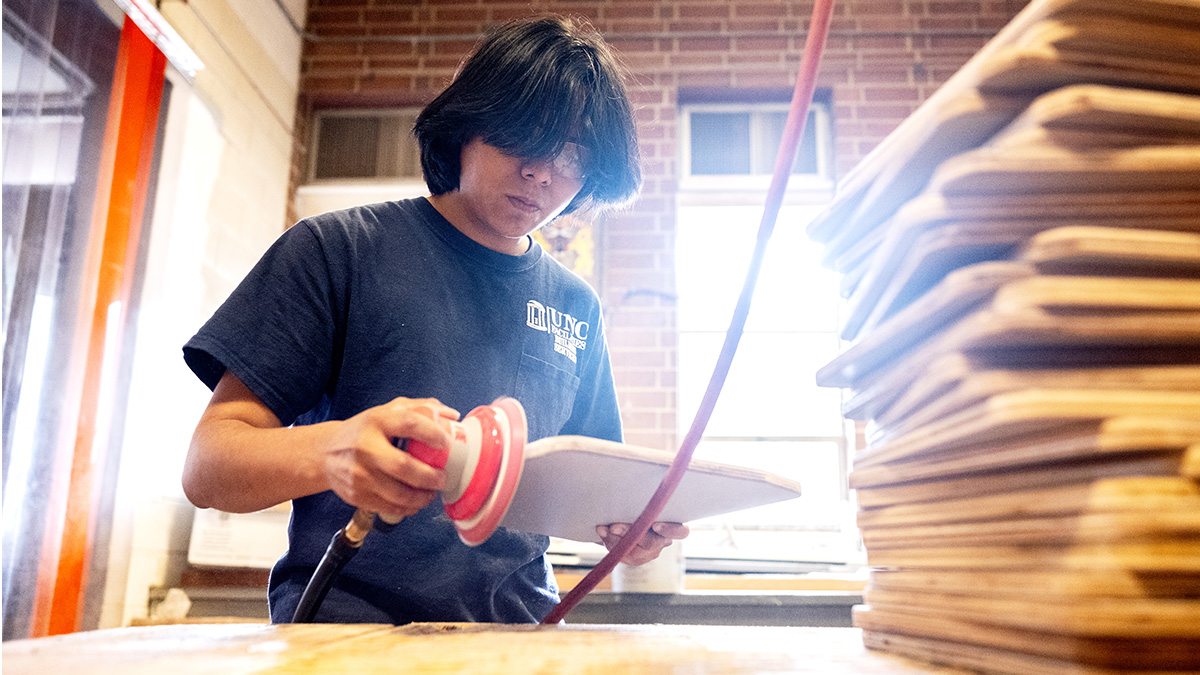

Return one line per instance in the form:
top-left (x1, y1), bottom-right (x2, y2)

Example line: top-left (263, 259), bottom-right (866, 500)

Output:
top-left (297, 108), bottom-right (428, 221)
top-left (308, 108), bottom-right (422, 181)
top-left (681, 97), bottom-right (834, 187)
top-left (675, 96), bottom-right (862, 571)
top-left (676, 203), bottom-right (859, 570)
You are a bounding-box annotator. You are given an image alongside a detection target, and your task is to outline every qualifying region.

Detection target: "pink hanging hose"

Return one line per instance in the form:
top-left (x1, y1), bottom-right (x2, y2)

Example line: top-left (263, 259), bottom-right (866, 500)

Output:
top-left (542, 0), bottom-right (837, 624)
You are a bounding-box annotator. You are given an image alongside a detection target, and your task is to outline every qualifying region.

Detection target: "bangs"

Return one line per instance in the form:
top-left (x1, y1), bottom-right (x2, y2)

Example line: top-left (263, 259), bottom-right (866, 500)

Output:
top-left (467, 25), bottom-right (595, 161)
top-left (414, 16), bottom-right (642, 210)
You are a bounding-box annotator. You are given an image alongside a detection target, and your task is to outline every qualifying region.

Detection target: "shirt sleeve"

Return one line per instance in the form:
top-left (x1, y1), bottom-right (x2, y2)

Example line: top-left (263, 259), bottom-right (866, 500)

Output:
top-left (183, 220), bottom-right (345, 426)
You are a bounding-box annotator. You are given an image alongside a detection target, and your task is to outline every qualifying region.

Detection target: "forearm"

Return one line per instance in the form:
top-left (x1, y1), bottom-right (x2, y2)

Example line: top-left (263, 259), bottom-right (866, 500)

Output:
top-left (184, 371), bottom-right (453, 516)
top-left (184, 415), bottom-right (338, 513)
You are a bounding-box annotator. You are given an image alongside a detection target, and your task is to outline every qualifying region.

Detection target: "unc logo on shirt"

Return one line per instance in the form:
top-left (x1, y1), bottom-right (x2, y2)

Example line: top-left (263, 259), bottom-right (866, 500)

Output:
top-left (526, 300), bottom-right (589, 363)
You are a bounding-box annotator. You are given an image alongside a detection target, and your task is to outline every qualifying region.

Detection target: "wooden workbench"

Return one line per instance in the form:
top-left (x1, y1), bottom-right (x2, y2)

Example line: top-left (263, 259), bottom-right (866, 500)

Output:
top-left (3, 623), bottom-right (964, 674)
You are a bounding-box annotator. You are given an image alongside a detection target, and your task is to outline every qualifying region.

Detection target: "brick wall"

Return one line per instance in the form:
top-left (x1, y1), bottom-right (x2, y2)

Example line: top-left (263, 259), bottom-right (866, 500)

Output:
top-left (296, 0), bottom-right (1028, 449)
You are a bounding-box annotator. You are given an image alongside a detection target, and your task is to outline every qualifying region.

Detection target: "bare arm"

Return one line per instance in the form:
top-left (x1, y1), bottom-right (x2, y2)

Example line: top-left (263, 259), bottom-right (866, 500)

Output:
top-left (183, 371), bottom-right (457, 514)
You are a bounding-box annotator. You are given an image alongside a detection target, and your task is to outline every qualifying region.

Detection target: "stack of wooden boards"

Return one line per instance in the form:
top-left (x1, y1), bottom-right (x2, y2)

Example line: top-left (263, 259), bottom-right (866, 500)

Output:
top-left (808, 0), bottom-right (1200, 672)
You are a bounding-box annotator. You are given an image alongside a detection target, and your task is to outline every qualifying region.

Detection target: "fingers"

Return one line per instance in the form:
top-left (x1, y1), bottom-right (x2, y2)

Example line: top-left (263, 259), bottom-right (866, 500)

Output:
top-left (325, 453), bottom-right (440, 517)
top-left (650, 522), bottom-right (690, 541)
top-left (325, 397), bottom-right (460, 513)
top-left (594, 522), bottom-right (690, 566)
top-left (379, 397), bottom-right (460, 450)
top-left (345, 474), bottom-right (439, 518)
top-left (368, 441), bottom-right (447, 491)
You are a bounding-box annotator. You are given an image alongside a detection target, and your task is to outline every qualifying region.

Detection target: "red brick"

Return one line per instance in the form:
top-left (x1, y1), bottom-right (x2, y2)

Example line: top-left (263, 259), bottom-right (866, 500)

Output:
top-left (605, 4), bottom-right (657, 19)
top-left (828, 17), bottom-right (858, 32)
top-left (732, 71), bottom-right (794, 88)
top-left (917, 16), bottom-right (975, 30)
top-left (733, 36), bottom-right (789, 51)
top-left (363, 8), bottom-right (416, 23)
top-left (416, 55), bottom-right (464, 69)
top-left (853, 1), bottom-right (908, 16)
top-left (729, 53), bottom-right (782, 66)
top-left (857, 16), bottom-right (919, 31)
top-left (676, 71), bottom-right (733, 87)
top-left (925, 34), bottom-right (989, 51)
top-left (678, 36), bottom-right (731, 52)
top-left (308, 7), bottom-right (363, 24)
top-left (928, 1), bottom-right (983, 13)
top-left (365, 55), bottom-right (419, 69)
top-left (667, 20), bottom-right (726, 32)
top-left (861, 86), bottom-right (920, 102)
top-left (734, 3), bottom-right (788, 18)
top-left (357, 73), bottom-right (414, 91)
top-left (668, 53), bottom-right (727, 68)
top-left (608, 37), bottom-right (656, 53)
top-left (729, 19), bottom-right (785, 32)
top-left (608, 19), bottom-right (665, 33)
top-left (678, 4), bottom-right (731, 19)
top-left (360, 41), bottom-right (415, 57)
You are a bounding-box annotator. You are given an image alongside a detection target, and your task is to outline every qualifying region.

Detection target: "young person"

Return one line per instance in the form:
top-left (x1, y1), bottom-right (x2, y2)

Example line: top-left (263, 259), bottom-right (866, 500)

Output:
top-left (182, 16), bottom-right (687, 624)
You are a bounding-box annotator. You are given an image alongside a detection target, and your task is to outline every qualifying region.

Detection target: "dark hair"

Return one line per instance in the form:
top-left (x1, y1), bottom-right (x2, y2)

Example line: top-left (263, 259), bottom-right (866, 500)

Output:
top-left (414, 16), bottom-right (641, 214)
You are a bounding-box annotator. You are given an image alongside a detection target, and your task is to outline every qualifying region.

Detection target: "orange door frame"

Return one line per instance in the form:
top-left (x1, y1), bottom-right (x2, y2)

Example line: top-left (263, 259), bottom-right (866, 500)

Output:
top-left (35, 16), bottom-right (167, 636)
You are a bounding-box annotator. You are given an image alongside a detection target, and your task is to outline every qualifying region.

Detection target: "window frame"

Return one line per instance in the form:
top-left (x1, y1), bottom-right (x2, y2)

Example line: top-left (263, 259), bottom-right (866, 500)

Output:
top-left (679, 99), bottom-right (836, 193)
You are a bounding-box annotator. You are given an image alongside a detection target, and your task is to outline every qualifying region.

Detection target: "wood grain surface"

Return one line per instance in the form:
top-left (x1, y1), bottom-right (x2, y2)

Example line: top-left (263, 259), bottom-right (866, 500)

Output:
top-left (1, 623), bottom-right (971, 674)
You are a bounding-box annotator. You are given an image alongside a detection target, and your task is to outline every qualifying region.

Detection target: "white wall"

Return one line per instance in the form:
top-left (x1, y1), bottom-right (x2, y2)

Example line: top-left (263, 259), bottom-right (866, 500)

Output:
top-left (99, 0), bottom-right (304, 627)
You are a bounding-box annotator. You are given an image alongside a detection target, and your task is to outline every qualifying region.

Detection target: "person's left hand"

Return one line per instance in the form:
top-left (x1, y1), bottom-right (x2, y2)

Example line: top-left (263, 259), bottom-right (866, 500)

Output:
top-left (595, 522), bottom-right (689, 566)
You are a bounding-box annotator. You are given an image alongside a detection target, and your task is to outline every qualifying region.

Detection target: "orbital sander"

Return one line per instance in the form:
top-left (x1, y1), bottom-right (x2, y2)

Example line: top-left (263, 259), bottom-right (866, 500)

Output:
top-left (292, 397), bottom-right (527, 622)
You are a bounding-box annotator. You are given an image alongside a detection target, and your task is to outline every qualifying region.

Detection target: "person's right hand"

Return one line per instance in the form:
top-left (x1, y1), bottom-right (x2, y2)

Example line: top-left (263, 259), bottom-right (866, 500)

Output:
top-left (323, 397), bottom-right (459, 517)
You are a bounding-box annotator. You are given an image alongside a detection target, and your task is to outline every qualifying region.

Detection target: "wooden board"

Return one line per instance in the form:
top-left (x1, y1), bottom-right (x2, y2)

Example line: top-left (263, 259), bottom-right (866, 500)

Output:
top-left (842, 351), bottom-right (976, 423)
top-left (856, 451), bottom-right (1200, 509)
top-left (976, 18), bottom-right (1200, 96)
top-left (867, 568), bottom-right (1200, 600)
top-left (834, 262), bottom-right (1029, 393)
top-left (1022, 225), bottom-right (1200, 276)
top-left (845, 227), bottom-right (1023, 339)
top-left (860, 619), bottom-right (1200, 674)
top-left (856, 476), bottom-right (1200, 530)
top-left (853, 395), bottom-right (1200, 471)
top-left (498, 435), bottom-right (802, 543)
top-left (863, 540), bottom-right (1200, 573)
top-left (861, 510), bottom-right (1200, 549)
top-left (849, 403), bottom-right (1200, 473)
top-left (0, 623), bottom-right (969, 675)
top-left (819, 274), bottom-right (1200, 389)
top-left (853, 449), bottom-right (1200, 502)
top-left (862, 629), bottom-right (1123, 675)
top-left (930, 144), bottom-right (1200, 199)
top-left (847, 213), bottom-right (1200, 340)
top-left (990, 85), bottom-right (1200, 149)
top-left (864, 588), bottom-right (1200, 638)
top-left (874, 363), bottom-right (1200, 441)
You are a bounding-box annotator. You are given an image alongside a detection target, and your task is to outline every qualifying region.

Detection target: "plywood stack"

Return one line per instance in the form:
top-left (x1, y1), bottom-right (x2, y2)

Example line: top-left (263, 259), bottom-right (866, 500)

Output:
top-left (807, 0), bottom-right (1200, 672)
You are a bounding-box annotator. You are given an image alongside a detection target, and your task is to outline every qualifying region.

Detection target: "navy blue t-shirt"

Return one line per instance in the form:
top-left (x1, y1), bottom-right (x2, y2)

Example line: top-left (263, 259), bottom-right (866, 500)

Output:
top-left (183, 197), bottom-right (622, 624)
